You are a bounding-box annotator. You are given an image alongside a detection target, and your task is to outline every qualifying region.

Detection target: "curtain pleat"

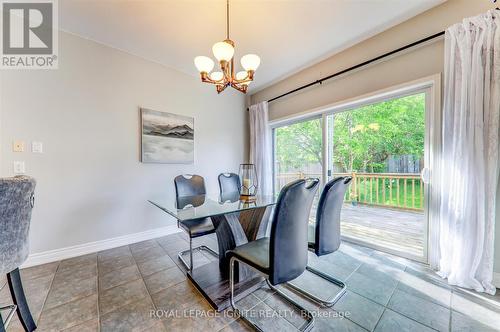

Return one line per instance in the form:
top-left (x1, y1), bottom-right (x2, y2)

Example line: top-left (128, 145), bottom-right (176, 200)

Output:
top-left (437, 10), bottom-right (500, 295)
top-left (249, 101), bottom-right (273, 196)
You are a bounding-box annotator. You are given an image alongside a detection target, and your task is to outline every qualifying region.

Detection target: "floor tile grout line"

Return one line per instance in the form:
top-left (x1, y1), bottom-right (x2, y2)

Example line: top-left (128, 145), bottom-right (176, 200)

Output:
top-left (371, 307), bottom-right (387, 332)
top-left (35, 261), bottom-right (60, 327)
top-left (342, 250), bottom-right (371, 281)
top-left (383, 279), bottom-right (444, 332)
top-left (127, 243), bottom-right (163, 330)
top-left (370, 262), bottom-right (447, 331)
top-left (354, 259), bottom-right (402, 332)
top-left (342, 315), bottom-right (371, 332)
top-left (379, 307), bottom-right (441, 332)
top-left (216, 293), bottom-right (264, 331)
top-left (59, 317), bottom-right (97, 332)
top-left (95, 252), bottom-right (101, 332)
top-left (261, 285), bottom-right (312, 330)
top-left (449, 289), bottom-right (454, 332)
top-left (43, 259), bottom-right (99, 330)
top-left (98, 244), bottom-right (166, 330)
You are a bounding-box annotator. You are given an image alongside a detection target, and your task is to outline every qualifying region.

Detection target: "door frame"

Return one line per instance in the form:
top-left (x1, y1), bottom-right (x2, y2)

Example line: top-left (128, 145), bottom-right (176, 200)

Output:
top-left (270, 74), bottom-right (441, 264)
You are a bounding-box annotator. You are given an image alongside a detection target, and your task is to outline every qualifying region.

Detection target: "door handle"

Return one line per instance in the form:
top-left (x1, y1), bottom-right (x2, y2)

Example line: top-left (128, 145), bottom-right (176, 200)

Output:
top-left (420, 167), bottom-right (430, 184)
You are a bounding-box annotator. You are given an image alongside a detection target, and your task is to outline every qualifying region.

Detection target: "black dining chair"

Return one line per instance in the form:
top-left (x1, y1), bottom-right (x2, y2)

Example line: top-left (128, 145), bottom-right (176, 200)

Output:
top-left (218, 173), bottom-right (241, 195)
top-left (287, 176), bottom-right (352, 307)
top-left (0, 176), bottom-right (37, 332)
top-left (174, 174), bottom-right (218, 271)
top-left (227, 178), bottom-right (320, 332)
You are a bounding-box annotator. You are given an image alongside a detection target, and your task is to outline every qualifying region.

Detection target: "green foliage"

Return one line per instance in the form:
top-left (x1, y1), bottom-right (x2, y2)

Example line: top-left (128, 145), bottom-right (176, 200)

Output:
top-left (275, 118), bottom-right (322, 172)
top-left (275, 93), bottom-right (425, 173)
top-left (333, 93), bottom-right (425, 172)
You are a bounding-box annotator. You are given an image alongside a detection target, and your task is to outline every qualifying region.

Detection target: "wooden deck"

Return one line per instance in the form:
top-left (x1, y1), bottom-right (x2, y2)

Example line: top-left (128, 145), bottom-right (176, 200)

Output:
top-left (340, 203), bottom-right (425, 258)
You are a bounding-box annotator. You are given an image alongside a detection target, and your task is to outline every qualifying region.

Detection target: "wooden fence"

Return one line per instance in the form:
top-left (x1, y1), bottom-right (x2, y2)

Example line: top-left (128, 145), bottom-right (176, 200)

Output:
top-left (275, 172), bottom-right (424, 211)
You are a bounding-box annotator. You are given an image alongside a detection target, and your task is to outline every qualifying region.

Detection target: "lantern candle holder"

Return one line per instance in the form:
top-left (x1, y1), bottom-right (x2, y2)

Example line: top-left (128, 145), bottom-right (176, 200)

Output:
top-left (239, 163), bottom-right (258, 201)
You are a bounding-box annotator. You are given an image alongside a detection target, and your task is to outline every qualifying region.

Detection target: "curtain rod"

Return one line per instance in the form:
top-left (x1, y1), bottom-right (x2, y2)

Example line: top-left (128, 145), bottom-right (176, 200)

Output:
top-left (247, 30), bottom-right (445, 111)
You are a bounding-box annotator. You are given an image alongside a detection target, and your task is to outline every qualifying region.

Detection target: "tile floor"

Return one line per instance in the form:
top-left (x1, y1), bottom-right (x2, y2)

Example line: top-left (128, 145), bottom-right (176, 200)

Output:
top-left (1, 232), bottom-right (500, 332)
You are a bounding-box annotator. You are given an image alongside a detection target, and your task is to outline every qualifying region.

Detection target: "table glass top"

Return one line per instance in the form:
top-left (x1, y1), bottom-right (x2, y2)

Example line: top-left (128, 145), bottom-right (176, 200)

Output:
top-left (148, 192), bottom-right (276, 221)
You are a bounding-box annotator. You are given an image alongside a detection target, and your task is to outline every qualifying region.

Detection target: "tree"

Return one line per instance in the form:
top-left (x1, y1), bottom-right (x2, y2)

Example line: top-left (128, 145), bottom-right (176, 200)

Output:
top-left (275, 118), bottom-right (322, 173)
top-left (275, 93), bottom-right (425, 174)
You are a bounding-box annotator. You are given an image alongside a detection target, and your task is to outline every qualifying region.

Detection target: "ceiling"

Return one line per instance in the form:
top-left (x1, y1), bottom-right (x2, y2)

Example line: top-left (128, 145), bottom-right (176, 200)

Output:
top-left (59, 0), bottom-right (445, 93)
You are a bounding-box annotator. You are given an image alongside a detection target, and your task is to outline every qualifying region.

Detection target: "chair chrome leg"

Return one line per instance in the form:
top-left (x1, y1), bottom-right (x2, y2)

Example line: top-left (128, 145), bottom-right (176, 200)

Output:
top-left (285, 265), bottom-right (346, 307)
top-left (177, 244), bottom-right (219, 271)
top-left (7, 268), bottom-right (37, 332)
top-left (229, 257), bottom-right (315, 332)
top-left (189, 238), bottom-right (194, 271)
top-left (0, 304), bottom-right (17, 332)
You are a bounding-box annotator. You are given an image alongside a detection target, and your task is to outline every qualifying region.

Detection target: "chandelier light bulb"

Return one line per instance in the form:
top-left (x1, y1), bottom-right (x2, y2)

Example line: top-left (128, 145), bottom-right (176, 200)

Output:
top-left (210, 71), bottom-right (224, 81)
top-left (212, 41), bottom-right (235, 62)
top-left (241, 54), bottom-right (261, 71)
top-left (236, 71), bottom-right (250, 85)
top-left (194, 56), bottom-right (215, 73)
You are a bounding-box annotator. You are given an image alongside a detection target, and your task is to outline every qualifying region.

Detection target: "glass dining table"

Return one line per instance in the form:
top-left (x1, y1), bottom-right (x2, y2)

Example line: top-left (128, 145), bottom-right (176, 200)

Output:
top-left (148, 191), bottom-right (276, 311)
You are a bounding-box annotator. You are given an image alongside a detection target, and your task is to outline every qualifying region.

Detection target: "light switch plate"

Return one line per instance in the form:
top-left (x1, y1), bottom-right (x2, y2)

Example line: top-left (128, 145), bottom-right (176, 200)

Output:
top-left (32, 141), bottom-right (43, 153)
top-left (13, 141), bottom-right (25, 152)
top-left (13, 161), bottom-right (25, 174)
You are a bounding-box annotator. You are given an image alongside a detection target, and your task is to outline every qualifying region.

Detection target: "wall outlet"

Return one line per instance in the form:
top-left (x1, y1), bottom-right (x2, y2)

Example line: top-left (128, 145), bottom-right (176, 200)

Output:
top-left (32, 141), bottom-right (43, 153)
top-left (13, 141), bottom-right (25, 152)
top-left (13, 161), bottom-right (26, 174)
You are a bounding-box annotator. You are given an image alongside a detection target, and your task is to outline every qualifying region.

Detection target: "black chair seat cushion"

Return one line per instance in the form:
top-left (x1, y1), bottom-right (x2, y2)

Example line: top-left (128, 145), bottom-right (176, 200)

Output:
top-left (227, 237), bottom-right (270, 275)
top-left (179, 217), bottom-right (215, 238)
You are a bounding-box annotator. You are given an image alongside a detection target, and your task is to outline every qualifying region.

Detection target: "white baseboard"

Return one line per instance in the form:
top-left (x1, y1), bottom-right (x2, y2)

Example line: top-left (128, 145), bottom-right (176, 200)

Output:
top-left (494, 272), bottom-right (500, 289)
top-left (22, 225), bottom-right (182, 268)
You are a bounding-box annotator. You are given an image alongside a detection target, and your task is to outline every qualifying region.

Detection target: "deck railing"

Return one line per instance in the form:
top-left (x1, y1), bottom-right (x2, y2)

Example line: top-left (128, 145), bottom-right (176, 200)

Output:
top-left (275, 172), bottom-right (424, 211)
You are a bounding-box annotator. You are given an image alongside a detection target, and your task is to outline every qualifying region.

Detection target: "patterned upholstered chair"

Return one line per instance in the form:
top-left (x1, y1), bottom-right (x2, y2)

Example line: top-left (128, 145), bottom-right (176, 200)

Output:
top-left (0, 176), bottom-right (37, 332)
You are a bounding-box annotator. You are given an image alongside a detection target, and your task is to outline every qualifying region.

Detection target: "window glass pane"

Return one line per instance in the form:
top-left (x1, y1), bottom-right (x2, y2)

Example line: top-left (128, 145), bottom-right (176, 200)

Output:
top-left (274, 117), bottom-right (323, 227)
top-left (330, 92), bottom-right (426, 259)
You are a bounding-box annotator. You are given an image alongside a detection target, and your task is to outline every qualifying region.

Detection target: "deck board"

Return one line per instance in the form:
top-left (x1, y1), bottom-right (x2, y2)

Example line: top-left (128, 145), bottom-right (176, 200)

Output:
top-left (340, 203), bottom-right (424, 257)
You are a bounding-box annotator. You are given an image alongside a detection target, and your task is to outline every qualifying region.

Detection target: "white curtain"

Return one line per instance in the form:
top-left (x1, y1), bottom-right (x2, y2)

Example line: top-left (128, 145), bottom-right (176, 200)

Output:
top-left (249, 101), bottom-right (273, 196)
top-left (437, 10), bottom-right (500, 295)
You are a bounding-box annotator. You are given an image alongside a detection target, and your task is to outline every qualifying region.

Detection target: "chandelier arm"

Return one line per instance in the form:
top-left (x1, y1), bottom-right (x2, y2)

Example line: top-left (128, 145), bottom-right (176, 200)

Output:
top-left (201, 72), bottom-right (223, 85)
top-left (230, 57), bottom-right (235, 82)
top-left (231, 83), bottom-right (247, 94)
top-left (233, 70), bottom-right (254, 84)
top-left (217, 83), bottom-right (229, 94)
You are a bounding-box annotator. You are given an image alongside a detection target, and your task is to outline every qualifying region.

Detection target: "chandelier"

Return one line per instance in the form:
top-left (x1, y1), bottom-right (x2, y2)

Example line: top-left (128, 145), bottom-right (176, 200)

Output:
top-left (194, 0), bottom-right (260, 94)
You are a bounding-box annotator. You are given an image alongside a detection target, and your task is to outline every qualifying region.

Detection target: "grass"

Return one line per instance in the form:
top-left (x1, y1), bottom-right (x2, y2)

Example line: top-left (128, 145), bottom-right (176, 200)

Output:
top-left (348, 178), bottom-right (424, 210)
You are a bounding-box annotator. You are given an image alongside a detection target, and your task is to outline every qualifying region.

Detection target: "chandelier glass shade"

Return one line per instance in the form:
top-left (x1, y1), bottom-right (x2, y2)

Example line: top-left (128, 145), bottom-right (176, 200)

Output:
top-left (194, 0), bottom-right (260, 94)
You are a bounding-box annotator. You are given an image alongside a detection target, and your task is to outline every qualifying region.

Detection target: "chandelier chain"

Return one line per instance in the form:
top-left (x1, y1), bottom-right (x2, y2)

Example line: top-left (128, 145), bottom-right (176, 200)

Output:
top-left (226, 0), bottom-right (230, 40)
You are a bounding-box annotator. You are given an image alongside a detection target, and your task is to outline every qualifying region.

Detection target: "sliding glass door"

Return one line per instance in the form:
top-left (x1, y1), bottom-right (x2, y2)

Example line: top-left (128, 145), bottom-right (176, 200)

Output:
top-left (272, 89), bottom-right (431, 262)
top-left (327, 92), bottom-right (428, 261)
top-left (274, 117), bottom-right (323, 223)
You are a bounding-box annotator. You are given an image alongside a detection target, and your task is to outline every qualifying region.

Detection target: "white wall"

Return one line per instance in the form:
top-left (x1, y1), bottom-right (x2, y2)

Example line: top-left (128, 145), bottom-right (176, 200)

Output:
top-left (0, 31), bottom-right (246, 255)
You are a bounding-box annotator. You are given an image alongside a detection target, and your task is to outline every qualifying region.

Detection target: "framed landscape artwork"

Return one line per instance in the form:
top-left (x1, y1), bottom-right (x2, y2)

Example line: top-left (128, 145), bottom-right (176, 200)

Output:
top-left (140, 108), bottom-right (194, 163)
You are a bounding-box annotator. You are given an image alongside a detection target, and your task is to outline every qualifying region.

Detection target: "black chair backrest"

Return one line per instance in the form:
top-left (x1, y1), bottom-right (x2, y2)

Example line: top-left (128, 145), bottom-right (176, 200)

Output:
top-left (218, 173), bottom-right (241, 195)
top-left (314, 176), bottom-right (352, 256)
top-left (174, 174), bottom-right (206, 198)
top-left (176, 195), bottom-right (206, 209)
top-left (269, 178), bottom-right (320, 285)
